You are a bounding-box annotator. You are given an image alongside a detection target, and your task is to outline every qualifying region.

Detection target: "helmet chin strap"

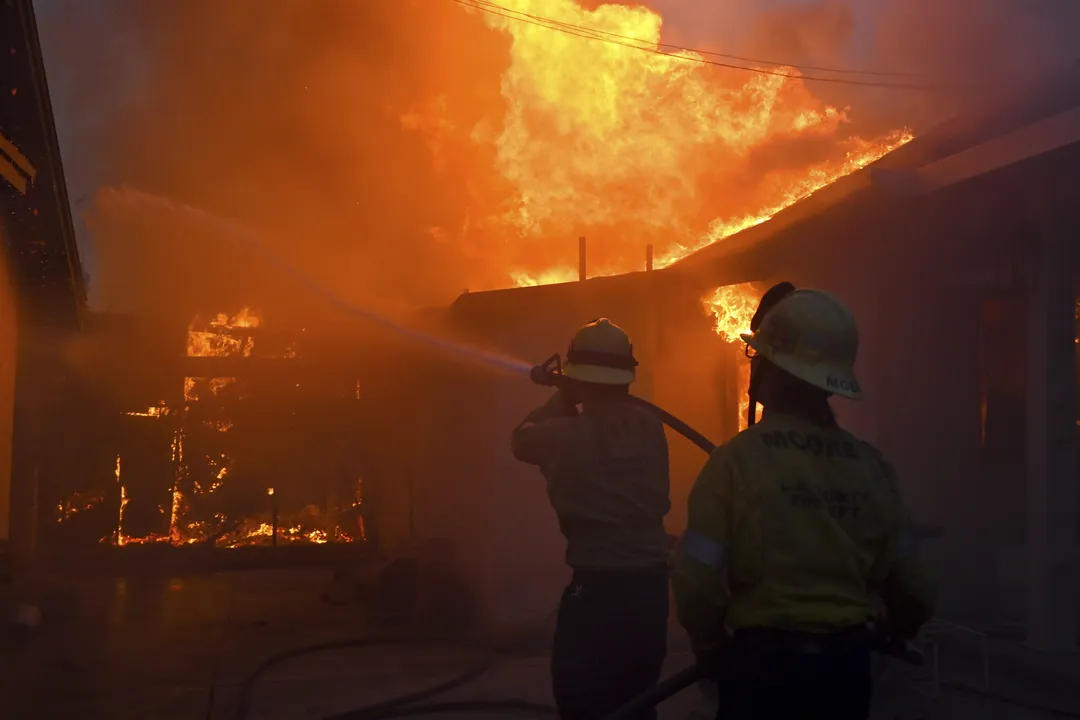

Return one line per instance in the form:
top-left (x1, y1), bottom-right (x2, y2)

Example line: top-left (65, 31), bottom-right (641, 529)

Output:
top-left (745, 281), bottom-right (797, 429)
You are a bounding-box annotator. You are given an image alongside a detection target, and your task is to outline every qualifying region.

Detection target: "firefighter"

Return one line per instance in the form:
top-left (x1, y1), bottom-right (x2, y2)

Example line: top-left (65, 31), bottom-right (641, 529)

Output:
top-left (512, 318), bottom-right (670, 720)
top-left (672, 288), bottom-right (936, 720)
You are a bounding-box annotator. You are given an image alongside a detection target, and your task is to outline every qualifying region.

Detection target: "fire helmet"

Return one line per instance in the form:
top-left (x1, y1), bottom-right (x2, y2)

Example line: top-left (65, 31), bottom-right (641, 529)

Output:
top-left (739, 289), bottom-right (862, 400)
top-left (563, 318), bottom-right (638, 385)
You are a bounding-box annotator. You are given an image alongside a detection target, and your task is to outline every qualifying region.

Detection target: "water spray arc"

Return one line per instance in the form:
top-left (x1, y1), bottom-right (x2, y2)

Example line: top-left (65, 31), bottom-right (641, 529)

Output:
top-left (99, 187), bottom-right (535, 379)
top-left (101, 187), bottom-right (718, 453)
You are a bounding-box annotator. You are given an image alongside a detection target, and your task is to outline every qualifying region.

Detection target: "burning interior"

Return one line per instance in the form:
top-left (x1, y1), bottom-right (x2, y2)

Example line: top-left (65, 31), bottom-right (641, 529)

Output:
top-left (48, 308), bottom-right (370, 555)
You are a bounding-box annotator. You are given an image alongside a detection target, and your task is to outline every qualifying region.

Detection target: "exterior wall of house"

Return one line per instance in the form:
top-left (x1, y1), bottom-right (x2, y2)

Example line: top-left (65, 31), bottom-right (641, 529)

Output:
top-left (2, 0), bottom-right (84, 571)
top-left (0, 248), bottom-right (17, 545)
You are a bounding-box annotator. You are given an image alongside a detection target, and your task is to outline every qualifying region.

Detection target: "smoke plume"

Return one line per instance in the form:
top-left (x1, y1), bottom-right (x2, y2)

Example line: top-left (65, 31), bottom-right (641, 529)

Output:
top-left (36, 0), bottom-right (1080, 319)
top-left (39, 0), bottom-right (513, 317)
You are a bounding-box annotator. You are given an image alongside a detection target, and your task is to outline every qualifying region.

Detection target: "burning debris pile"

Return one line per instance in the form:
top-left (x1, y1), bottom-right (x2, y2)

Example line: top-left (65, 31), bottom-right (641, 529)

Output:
top-left (56, 309), bottom-right (367, 550)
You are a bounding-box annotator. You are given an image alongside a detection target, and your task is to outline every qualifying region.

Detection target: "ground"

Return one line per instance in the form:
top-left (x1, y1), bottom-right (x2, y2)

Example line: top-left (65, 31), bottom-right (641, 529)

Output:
top-left (2, 566), bottom-right (1079, 719)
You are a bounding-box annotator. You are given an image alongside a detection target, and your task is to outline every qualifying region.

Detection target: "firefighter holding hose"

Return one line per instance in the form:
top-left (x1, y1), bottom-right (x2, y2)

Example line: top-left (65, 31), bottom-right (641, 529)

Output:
top-left (672, 287), bottom-right (936, 719)
top-left (512, 318), bottom-right (671, 720)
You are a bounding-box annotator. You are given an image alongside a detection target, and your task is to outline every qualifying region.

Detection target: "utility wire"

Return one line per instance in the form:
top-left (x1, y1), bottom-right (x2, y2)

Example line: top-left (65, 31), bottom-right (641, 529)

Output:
top-left (465, 0), bottom-right (925, 78)
top-left (453, 0), bottom-right (954, 91)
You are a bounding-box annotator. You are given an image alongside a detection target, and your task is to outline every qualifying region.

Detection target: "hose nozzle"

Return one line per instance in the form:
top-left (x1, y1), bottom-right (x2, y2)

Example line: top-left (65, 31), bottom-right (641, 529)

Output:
top-left (531, 354), bottom-right (564, 387)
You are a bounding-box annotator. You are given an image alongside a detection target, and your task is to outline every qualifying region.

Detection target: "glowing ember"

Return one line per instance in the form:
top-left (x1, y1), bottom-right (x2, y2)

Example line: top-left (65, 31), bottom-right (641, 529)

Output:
top-left (703, 283), bottom-right (761, 432)
top-left (169, 428), bottom-right (187, 544)
top-left (460, 0), bottom-right (913, 286)
top-left (115, 455), bottom-right (129, 546)
top-left (125, 403), bottom-right (169, 418)
top-left (57, 490), bottom-right (104, 522)
top-left (204, 419), bottom-right (234, 433)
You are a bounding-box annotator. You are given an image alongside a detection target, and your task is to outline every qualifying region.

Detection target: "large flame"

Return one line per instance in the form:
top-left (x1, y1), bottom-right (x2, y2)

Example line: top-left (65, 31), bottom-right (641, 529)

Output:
top-left (460, 0), bottom-right (912, 285)
top-left (704, 283), bottom-right (761, 432)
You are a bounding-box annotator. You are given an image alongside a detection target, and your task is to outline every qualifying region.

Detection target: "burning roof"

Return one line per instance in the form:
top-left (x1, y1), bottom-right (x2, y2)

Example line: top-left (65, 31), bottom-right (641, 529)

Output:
top-left (79, 0), bottom-right (916, 316)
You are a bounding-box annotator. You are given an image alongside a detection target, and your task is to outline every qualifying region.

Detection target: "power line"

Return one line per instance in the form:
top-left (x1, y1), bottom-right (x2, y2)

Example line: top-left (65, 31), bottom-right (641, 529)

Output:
top-left (453, 0), bottom-right (952, 91)
top-left (466, 0), bottom-right (926, 78)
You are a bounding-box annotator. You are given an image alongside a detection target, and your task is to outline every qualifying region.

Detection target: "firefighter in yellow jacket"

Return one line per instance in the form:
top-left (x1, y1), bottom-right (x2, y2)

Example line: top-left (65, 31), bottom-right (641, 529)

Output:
top-left (672, 288), bottom-right (936, 720)
top-left (512, 318), bottom-right (670, 720)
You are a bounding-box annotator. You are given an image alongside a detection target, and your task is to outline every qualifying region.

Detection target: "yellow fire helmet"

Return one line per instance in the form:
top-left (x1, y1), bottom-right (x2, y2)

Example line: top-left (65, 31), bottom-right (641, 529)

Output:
top-left (739, 289), bottom-right (862, 400)
top-left (563, 318), bottom-right (638, 385)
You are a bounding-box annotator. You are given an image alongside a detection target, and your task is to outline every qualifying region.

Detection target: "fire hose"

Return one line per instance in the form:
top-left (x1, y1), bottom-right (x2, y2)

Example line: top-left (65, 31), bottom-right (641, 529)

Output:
top-left (529, 353), bottom-right (717, 453)
top-left (226, 355), bottom-right (936, 720)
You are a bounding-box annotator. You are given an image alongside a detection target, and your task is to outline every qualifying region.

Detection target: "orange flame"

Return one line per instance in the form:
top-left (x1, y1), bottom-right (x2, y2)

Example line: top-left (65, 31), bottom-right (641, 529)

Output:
top-left (125, 403), bottom-right (169, 418)
top-left (57, 490), bottom-right (105, 523)
top-left (703, 283), bottom-right (762, 432)
top-left (91, 308), bottom-right (357, 549)
top-left (463, 1), bottom-right (912, 285)
top-left (187, 308), bottom-right (260, 358)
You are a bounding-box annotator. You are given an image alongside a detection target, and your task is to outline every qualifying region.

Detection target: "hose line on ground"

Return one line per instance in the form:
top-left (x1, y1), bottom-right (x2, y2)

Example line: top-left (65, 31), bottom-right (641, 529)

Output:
top-left (230, 636), bottom-right (559, 720)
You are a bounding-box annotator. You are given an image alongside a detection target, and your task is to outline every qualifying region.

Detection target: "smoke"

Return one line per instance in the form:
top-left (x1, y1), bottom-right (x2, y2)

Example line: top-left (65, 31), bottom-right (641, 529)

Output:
top-left (744, 0), bottom-right (856, 71)
top-left (38, 0), bottom-right (515, 317)
top-left (37, 0), bottom-right (1080, 319)
top-left (653, 0), bottom-right (1080, 129)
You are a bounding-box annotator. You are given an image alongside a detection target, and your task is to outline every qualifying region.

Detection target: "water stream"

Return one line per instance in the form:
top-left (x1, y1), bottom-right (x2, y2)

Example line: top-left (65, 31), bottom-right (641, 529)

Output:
top-left (98, 186), bottom-right (535, 379)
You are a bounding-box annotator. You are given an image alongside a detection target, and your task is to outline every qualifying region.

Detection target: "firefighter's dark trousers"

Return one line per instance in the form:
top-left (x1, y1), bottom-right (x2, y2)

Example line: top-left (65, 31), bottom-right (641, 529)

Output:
top-left (715, 624), bottom-right (873, 720)
top-left (551, 566), bottom-right (669, 720)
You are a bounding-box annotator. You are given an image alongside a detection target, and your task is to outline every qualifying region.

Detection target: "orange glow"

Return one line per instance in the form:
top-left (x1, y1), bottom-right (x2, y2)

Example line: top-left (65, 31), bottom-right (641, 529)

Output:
top-left (125, 403), bottom-right (169, 418)
top-left (464, 0), bottom-right (913, 286)
top-left (114, 455), bottom-right (130, 546)
top-left (89, 308), bottom-right (358, 549)
top-left (169, 428), bottom-right (186, 544)
top-left (703, 283), bottom-right (761, 432)
top-left (57, 490), bottom-right (105, 522)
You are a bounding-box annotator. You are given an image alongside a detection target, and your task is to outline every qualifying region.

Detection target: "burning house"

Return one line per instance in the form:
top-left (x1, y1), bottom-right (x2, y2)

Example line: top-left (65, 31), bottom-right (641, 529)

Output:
top-left (381, 63), bottom-right (1080, 649)
top-left (32, 292), bottom-right (459, 578)
top-left (6, 0), bottom-right (1080, 672)
top-left (0, 3), bottom-right (380, 569)
top-left (2, 8), bottom-right (399, 569)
